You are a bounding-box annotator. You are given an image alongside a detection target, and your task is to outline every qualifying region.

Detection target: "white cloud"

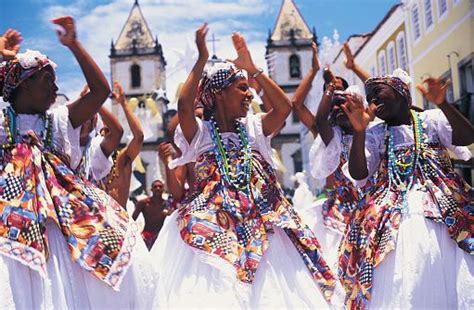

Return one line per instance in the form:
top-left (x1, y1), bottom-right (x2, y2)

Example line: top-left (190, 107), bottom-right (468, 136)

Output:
top-left (41, 0), bottom-right (273, 101)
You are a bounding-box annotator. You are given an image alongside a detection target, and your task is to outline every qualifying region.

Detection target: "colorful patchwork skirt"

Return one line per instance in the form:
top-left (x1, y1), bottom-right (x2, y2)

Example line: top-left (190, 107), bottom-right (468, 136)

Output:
top-left (0, 138), bottom-right (157, 309)
top-left (151, 150), bottom-right (345, 308)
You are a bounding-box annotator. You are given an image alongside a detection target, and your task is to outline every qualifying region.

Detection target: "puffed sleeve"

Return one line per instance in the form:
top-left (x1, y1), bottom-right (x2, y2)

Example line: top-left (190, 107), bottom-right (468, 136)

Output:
top-left (309, 126), bottom-right (342, 180)
top-left (169, 117), bottom-right (205, 169)
top-left (246, 113), bottom-right (279, 168)
top-left (51, 105), bottom-right (82, 170)
top-left (89, 136), bottom-right (114, 181)
top-left (424, 109), bottom-right (472, 161)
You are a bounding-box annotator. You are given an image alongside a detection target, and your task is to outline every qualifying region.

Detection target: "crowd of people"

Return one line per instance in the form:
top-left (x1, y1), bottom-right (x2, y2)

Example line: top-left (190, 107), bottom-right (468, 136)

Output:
top-left (0, 16), bottom-right (472, 309)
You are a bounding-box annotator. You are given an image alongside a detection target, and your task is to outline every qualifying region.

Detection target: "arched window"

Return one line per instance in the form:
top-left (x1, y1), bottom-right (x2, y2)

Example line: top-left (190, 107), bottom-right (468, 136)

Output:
top-left (131, 64), bottom-right (141, 88)
top-left (289, 54), bottom-right (301, 78)
top-left (396, 32), bottom-right (408, 71)
top-left (387, 42), bottom-right (397, 73)
top-left (378, 51), bottom-right (387, 75)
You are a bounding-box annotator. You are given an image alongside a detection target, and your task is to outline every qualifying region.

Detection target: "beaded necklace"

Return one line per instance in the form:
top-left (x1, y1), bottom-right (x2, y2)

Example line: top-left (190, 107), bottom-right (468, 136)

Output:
top-left (208, 116), bottom-right (253, 193)
top-left (385, 110), bottom-right (424, 212)
top-left (2, 106), bottom-right (53, 149)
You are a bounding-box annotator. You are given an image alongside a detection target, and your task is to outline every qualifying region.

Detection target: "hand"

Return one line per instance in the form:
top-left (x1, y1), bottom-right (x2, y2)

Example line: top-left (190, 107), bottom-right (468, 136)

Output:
top-left (79, 85), bottom-right (89, 98)
top-left (0, 29), bottom-right (22, 60)
top-left (311, 42), bottom-right (320, 72)
top-left (195, 23), bottom-right (209, 61)
top-left (158, 142), bottom-right (175, 164)
top-left (228, 32), bottom-right (258, 74)
top-left (416, 76), bottom-right (450, 106)
top-left (341, 94), bottom-right (371, 133)
top-left (112, 80), bottom-right (126, 105)
top-left (51, 16), bottom-right (78, 47)
top-left (343, 42), bottom-right (355, 70)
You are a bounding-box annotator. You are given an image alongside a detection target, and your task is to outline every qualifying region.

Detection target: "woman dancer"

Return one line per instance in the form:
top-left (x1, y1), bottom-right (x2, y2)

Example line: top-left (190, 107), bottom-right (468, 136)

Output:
top-left (152, 23), bottom-right (338, 309)
top-left (340, 69), bottom-right (473, 308)
top-left (0, 17), bottom-right (154, 309)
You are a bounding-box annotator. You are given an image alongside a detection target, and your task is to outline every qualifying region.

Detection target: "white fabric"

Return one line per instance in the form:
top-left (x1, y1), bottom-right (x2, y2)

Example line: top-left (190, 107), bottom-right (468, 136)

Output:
top-left (296, 198), bottom-right (342, 272)
top-left (367, 183), bottom-right (473, 309)
top-left (170, 113), bottom-right (277, 169)
top-left (151, 211), bottom-right (343, 309)
top-left (0, 222), bottom-right (157, 310)
top-left (343, 109), bottom-right (472, 187)
top-left (88, 135), bottom-right (114, 181)
top-left (309, 126), bottom-right (345, 179)
top-left (0, 105), bottom-right (82, 169)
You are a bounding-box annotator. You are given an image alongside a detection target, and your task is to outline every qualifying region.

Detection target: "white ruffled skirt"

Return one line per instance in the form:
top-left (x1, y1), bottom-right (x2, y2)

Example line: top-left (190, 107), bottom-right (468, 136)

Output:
top-left (151, 211), bottom-right (343, 309)
top-left (368, 186), bottom-right (473, 309)
top-left (0, 221), bottom-right (157, 310)
top-left (297, 198), bottom-right (343, 271)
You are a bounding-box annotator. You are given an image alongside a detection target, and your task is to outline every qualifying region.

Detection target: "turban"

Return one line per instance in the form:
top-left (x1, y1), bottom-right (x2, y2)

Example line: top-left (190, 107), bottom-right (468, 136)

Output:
top-left (0, 49), bottom-right (57, 102)
top-left (196, 61), bottom-right (246, 109)
top-left (365, 68), bottom-right (412, 106)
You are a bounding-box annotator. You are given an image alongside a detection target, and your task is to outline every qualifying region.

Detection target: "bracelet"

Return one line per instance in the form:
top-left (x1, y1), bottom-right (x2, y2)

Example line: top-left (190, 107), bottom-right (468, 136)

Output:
top-left (251, 68), bottom-right (264, 79)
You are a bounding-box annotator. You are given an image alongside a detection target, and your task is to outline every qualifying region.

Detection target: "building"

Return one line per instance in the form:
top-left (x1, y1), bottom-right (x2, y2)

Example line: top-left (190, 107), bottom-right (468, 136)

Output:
top-left (332, 4), bottom-right (409, 93)
top-left (109, 0), bottom-right (169, 195)
top-left (266, 0), bottom-right (318, 189)
top-left (402, 0), bottom-right (473, 182)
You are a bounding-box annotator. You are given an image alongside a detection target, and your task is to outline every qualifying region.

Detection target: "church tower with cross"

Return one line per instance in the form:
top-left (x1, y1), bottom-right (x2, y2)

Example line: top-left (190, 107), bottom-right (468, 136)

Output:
top-left (109, 0), bottom-right (169, 196)
top-left (266, 0), bottom-right (317, 189)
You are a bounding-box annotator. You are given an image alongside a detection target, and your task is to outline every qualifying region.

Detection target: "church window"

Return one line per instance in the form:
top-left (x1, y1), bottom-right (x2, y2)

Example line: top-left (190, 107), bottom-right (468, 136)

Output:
top-left (131, 64), bottom-right (141, 88)
top-left (289, 54), bottom-right (301, 78)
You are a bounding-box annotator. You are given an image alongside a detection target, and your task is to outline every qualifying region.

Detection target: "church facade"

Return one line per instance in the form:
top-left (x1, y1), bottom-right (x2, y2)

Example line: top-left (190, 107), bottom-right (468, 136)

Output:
top-left (109, 0), bottom-right (170, 196)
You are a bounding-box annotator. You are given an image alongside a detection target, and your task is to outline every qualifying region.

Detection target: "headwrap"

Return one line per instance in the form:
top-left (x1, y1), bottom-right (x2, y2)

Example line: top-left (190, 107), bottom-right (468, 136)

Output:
top-left (0, 49), bottom-right (57, 102)
top-left (365, 68), bottom-right (412, 106)
top-left (196, 61), bottom-right (246, 109)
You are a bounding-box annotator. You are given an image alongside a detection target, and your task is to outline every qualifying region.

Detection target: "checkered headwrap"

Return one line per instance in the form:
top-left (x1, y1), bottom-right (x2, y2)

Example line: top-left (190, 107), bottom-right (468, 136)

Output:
top-left (0, 49), bottom-right (57, 102)
top-left (365, 68), bottom-right (412, 106)
top-left (197, 62), bottom-right (246, 109)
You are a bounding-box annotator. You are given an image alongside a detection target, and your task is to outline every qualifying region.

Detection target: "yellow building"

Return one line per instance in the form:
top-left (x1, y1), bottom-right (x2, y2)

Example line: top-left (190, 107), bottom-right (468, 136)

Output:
top-left (403, 0), bottom-right (473, 182)
top-left (332, 4), bottom-right (410, 94)
top-left (403, 0), bottom-right (472, 108)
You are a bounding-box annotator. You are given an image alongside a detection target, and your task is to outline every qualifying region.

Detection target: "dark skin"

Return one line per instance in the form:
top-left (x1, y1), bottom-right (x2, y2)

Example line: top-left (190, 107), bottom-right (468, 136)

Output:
top-left (105, 81), bottom-right (144, 208)
top-left (179, 24), bottom-right (291, 142)
top-left (292, 42), bottom-right (320, 137)
top-left (10, 16), bottom-right (110, 128)
top-left (315, 68), bottom-right (353, 146)
top-left (416, 77), bottom-right (474, 145)
top-left (343, 76), bottom-right (473, 181)
top-left (132, 181), bottom-right (169, 234)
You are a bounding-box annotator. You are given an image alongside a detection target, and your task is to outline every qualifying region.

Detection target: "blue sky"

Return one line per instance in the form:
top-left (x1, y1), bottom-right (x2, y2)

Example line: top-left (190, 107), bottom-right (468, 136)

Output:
top-left (1, 0), bottom-right (399, 102)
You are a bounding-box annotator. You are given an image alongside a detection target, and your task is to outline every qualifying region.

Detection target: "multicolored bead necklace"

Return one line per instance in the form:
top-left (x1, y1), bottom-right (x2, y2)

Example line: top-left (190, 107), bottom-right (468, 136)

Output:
top-left (2, 106), bottom-right (53, 149)
top-left (385, 110), bottom-right (424, 211)
top-left (208, 116), bottom-right (253, 193)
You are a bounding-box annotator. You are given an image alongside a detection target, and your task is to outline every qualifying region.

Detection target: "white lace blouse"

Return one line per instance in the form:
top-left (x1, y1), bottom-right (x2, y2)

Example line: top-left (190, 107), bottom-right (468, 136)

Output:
top-left (169, 113), bottom-right (277, 169)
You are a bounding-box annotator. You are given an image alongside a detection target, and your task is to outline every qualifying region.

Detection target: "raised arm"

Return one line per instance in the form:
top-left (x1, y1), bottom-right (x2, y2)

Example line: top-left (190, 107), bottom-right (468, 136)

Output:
top-left (230, 32), bottom-right (291, 136)
top-left (0, 29), bottom-right (22, 60)
top-left (343, 43), bottom-right (370, 83)
top-left (113, 80), bottom-right (144, 161)
top-left (292, 42), bottom-right (319, 137)
top-left (417, 77), bottom-right (474, 146)
top-left (315, 68), bottom-right (337, 145)
top-left (178, 23), bottom-right (209, 143)
top-left (158, 142), bottom-right (187, 201)
top-left (52, 16), bottom-right (110, 129)
top-left (341, 95), bottom-right (372, 180)
top-left (98, 106), bottom-right (123, 157)
top-left (132, 200), bottom-right (144, 221)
